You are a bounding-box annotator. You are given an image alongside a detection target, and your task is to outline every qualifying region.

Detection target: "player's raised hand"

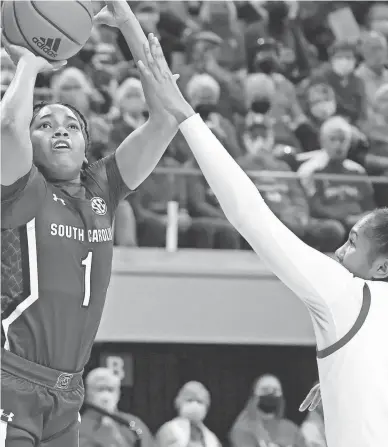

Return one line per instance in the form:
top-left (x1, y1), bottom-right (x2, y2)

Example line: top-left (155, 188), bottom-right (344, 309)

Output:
top-left (0, 29), bottom-right (67, 73)
top-left (93, 0), bottom-right (131, 28)
top-left (299, 382), bottom-right (321, 412)
top-left (137, 34), bottom-right (194, 123)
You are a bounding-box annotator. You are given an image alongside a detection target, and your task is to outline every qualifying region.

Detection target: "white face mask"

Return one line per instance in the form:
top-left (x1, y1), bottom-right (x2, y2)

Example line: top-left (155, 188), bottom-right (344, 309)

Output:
top-left (332, 58), bottom-right (355, 76)
top-left (310, 101), bottom-right (337, 120)
top-left (180, 401), bottom-right (207, 423)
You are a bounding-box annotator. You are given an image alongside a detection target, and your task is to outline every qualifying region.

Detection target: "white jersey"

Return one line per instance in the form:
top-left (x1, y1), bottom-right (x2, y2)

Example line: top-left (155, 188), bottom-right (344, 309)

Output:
top-left (179, 115), bottom-right (388, 447)
top-left (318, 280), bottom-right (388, 447)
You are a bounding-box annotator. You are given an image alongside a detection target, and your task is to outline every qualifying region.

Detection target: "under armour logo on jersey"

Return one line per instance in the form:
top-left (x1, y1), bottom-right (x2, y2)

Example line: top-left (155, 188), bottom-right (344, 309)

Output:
top-left (91, 197), bottom-right (107, 215)
top-left (0, 409), bottom-right (14, 422)
top-left (53, 193), bottom-right (66, 206)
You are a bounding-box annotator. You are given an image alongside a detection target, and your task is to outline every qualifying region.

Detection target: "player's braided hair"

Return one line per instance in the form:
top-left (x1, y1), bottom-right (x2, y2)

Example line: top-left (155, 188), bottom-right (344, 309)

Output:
top-left (367, 208), bottom-right (388, 256)
top-left (31, 101), bottom-right (91, 153)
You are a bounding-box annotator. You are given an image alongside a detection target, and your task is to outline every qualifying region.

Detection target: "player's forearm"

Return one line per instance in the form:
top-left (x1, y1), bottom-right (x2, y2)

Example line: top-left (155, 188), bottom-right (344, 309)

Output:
top-left (1, 56), bottom-right (38, 129)
top-left (179, 114), bottom-right (354, 305)
top-left (118, 6), bottom-right (149, 65)
top-left (115, 114), bottom-right (178, 190)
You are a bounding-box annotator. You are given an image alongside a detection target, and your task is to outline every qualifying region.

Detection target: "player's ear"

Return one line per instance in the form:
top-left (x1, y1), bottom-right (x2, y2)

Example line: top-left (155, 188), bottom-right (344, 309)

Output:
top-left (374, 258), bottom-right (388, 279)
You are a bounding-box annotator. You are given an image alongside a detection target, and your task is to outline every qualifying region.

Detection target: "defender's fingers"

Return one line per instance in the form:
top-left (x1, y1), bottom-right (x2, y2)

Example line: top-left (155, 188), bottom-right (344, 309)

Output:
top-left (143, 43), bottom-right (162, 82)
top-left (151, 35), bottom-right (171, 73)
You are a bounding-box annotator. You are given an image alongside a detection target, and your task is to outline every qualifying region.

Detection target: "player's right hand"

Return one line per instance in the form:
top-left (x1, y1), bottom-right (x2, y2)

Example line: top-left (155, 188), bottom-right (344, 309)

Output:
top-left (0, 29), bottom-right (67, 73)
top-left (299, 382), bottom-right (321, 412)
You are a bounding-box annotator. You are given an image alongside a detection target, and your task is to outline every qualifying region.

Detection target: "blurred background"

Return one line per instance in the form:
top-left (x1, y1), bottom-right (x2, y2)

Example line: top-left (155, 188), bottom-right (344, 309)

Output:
top-left (2, 1), bottom-right (388, 446)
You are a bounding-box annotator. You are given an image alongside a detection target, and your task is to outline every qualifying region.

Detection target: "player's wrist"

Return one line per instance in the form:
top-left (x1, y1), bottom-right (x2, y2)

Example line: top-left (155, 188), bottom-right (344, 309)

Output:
top-left (170, 102), bottom-right (196, 125)
top-left (19, 55), bottom-right (41, 75)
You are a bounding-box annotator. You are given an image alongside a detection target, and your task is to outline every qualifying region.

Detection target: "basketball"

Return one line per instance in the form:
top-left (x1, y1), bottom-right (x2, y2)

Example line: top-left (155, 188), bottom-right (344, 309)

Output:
top-left (1, 1), bottom-right (94, 61)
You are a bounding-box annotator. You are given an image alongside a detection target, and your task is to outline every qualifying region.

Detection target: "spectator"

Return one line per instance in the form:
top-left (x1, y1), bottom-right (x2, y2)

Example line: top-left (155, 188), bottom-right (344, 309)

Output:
top-left (178, 31), bottom-right (246, 120)
top-left (185, 157), bottom-right (241, 249)
top-left (51, 67), bottom-right (102, 118)
top-left (297, 81), bottom-right (372, 162)
top-left (304, 40), bottom-right (367, 127)
top-left (117, 1), bottom-right (187, 69)
top-left (356, 31), bottom-right (388, 116)
top-left (198, 0), bottom-right (246, 72)
top-left (299, 117), bottom-right (376, 231)
top-left (80, 367), bottom-right (154, 447)
top-left (186, 73), bottom-right (242, 159)
top-left (237, 116), bottom-right (345, 252)
top-left (131, 148), bottom-right (191, 248)
top-left (109, 78), bottom-right (149, 149)
top-left (229, 374), bottom-right (306, 447)
top-left (156, 381), bottom-right (221, 447)
top-left (301, 385), bottom-right (327, 447)
top-left (242, 72), bottom-right (305, 151)
top-left (367, 2), bottom-right (388, 41)
top-left (245, 1), bottom-right (318, 84)
top-left (51, 67), bottom-right (112, 152)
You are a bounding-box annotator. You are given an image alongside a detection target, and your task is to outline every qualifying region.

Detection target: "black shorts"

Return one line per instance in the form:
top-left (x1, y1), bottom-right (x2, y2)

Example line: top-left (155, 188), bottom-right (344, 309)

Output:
top-left (1, 349), bottom-right (84, 447)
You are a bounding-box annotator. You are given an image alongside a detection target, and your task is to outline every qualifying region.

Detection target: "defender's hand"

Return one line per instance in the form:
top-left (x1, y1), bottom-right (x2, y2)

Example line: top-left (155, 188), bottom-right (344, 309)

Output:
top-left (1, 30), bottom-right (66, 72)
top-left (137, 34), bottom-right (193, 123)
top-left (299, 383), bottom-right (321, 412)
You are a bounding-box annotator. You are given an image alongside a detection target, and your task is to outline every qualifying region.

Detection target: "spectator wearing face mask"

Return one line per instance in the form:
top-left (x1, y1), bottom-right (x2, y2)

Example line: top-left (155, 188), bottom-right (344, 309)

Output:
top-left (356, 31), bottom-right (388, 116)
top-left (178, 31), bottom-right (246, 121)
top-left (301, 383), bottom-right (327, 447)
top-left (110, 78), bottom-right (149, 149)
top-left (296, 82), bottom-right (370, 159)
top-left (242, 72), bottom-right (306, 152)
top-left (156, 381), bottom-right (220, 447)
top-left (172, 73), bottom-right (242, 162)
top-left (299, 116), bottom-right (376, 231)
top-left (305, 40), bottom-right (368, 127)
top-left (80, 368), bottom-right (154, 447)
top-left (245, 1), bottom-right (318, 84)
top-left (237, 114), bottom-right (345, 252)
top-left (229, 374), bottom-right (306, 447)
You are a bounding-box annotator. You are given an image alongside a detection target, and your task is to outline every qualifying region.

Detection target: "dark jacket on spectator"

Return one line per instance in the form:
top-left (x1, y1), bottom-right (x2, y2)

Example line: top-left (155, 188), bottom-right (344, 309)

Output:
top-left (304, 158), bottom-right (376, 223)
top-left (80, 409), bottom-right (154, 447)
top-left (237, 151), bottom-right (310, 237)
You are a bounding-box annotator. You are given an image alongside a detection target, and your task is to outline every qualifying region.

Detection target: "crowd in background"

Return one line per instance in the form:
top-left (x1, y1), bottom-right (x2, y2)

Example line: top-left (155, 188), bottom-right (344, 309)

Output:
top-left (81, 367), bottom-right (325, 447)
top-left (2, 0), bottom-right (388, 252)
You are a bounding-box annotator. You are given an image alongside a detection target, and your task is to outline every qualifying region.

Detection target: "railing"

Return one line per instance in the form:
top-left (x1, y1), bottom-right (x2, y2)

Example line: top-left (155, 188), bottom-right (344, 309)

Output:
top-left (148, 167), bottom-right (388, 252)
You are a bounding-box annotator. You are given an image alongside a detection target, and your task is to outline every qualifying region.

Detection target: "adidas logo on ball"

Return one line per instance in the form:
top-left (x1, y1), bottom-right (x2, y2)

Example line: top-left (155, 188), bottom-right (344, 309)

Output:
top-left (32, 37), bottom-right (61, 58)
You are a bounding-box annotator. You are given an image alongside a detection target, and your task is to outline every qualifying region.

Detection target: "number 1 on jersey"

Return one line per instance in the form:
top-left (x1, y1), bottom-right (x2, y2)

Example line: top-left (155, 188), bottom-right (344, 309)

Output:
top-left (81, 251), bottom-right (93, 307)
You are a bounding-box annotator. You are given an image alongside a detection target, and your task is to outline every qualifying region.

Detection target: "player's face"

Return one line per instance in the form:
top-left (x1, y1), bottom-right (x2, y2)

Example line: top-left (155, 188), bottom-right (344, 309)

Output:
top-left (30, 104), bottom-right (87, 181)
top-left (335, 216), bottom-right (388, 280)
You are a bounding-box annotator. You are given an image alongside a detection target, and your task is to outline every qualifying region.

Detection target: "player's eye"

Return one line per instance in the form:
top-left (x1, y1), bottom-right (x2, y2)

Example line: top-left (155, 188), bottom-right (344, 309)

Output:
top-left (40, 122), bottom-right (51, 129)
top-left (69, 124), bottom-right (80, 130)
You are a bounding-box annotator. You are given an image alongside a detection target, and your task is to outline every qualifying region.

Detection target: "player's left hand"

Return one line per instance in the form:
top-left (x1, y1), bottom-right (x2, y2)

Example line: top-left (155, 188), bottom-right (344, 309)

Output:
top-left (137, 34), bottom-right (194, 123)
top-left (299, 382), bottom-right (321, 412)
top-left (93, 0), bottom-right (131, 28)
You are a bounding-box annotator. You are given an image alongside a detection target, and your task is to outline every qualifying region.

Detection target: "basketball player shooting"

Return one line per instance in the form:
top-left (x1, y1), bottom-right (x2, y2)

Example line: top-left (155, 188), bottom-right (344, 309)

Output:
top-left (136, 36), bottom-right (388, 447)
top-left (0, 1), bottom-right (179, 446)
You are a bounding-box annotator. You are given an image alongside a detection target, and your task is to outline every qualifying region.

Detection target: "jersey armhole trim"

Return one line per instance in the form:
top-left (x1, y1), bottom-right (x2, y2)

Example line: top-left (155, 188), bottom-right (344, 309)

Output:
top-left (316, 283), bottom-right (371, 359)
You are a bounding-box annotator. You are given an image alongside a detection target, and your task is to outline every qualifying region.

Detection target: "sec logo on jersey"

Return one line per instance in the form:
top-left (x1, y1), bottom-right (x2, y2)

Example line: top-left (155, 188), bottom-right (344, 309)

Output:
top-left (91, 197), bottom-right (107, 216)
